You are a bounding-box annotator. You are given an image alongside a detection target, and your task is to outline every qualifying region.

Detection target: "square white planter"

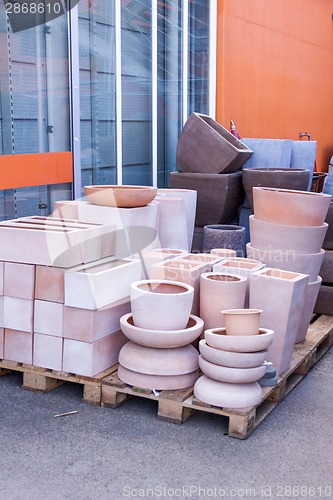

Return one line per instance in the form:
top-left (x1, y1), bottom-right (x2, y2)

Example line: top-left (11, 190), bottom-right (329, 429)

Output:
top-left (63, 299), bottom-right (131, 342)
top-left (52, 200), bottom-right (89, 220)
top-left (64, 257), bottom-right (142, 310)
top-left (34, 300), bottom-right (64, 337)
top-left (0, 328), bottom-right (3, 358)
top-left (0, 216), bottom-right (115, 267)
top-left (3, 297), bottom-right (34, 332)
top-left (35, 265), bottom-right (69, 304)
top-left (4, 262), bottom-right (35, 299)
top-left (62, 330), bottom-right (127, 377)
top-left (4, 329), bottom-right (33, 364)
top-left (33, 333), bottom-right (63, 371)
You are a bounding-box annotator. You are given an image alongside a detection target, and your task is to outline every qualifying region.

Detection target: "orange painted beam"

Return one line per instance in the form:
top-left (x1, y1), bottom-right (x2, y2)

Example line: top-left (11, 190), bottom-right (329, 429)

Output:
top-left (0, 152), bottom-right (73, 190)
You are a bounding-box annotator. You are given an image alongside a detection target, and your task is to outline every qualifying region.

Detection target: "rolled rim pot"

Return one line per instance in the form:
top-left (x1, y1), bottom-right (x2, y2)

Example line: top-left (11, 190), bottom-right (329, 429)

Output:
top-left (205, 327), bottom-right (274, 353)
top-left (199, 339), bottom-right (268, 368)
top-left (199, 355), bottom-right (266, 383)
top-left (84, 184), bottom-right (158, 208)
top-left (118, 365), bottom-right (200, 391)
top-left (194, 375), bottom-right (263, 408)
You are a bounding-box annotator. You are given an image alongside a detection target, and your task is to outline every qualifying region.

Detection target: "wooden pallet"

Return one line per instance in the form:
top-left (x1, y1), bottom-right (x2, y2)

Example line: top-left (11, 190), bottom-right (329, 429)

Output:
top-left (0, 360), bottom-right (118, 405)
top-left (101, 314), bottom-right (333, 439)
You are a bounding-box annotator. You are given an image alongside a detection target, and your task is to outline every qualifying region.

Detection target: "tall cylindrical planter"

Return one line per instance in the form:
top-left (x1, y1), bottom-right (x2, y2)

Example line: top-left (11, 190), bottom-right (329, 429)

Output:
top-left (200, 273), bottom-right (247, 330)
top-left (155, 197), bottom-right (188, 250)
top-left (203, 225), bottom-right (246, 257)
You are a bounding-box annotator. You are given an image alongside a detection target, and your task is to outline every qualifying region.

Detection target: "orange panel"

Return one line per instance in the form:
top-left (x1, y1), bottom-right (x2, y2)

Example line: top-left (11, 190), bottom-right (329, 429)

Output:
top-left (0, 152), bottom-right (73, 190)
top-left (216, 0), bottom-right (333, 171)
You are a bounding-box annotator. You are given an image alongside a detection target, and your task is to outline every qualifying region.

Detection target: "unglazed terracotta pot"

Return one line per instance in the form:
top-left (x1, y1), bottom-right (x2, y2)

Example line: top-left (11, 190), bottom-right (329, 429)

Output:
top-left (249, 215), bottom-right (328, 254)
top-left (84, 185), bottom-right (158, 208)
top-left (252, 187), bottom-right (332, 226)
top-left (176, 112), bottom-right (253, 174)
top-left (119, 342), bottom-right (199, 375)
top-left (194, 375), bottom-right (262, 408)
top-left (295, 276), bottom-right (322, 343)
top-left (139, 248), bottom-right (188, 279)
top-left (199, 272), bottom-right (247, 330)
top-left (118, 365), bottom-right (200, 390)
top-left (120, 313), bottom-right (204, 348)
top-left (199, 355), bottom-right (266, 383)
top-left (210, 248), bottom-right (237, 258)
top-left (250, 267), bottom-right (309, 375)
top-left (222, 308), bottom-right (262, 336)
top-left (242, 168), bottom-right (310, 211)
top-left (177, 253), bottom-right (223, 270)
top-left (155, 196), bottom-right (189, 250)
top-left (130, 279), bottom-right (194, 330)
top-left (199, 340), bottom-right (268, 368)
top-left (246, 243), bottom-right (325, 283)
top-left (205, 327), bottom-right (274, 353)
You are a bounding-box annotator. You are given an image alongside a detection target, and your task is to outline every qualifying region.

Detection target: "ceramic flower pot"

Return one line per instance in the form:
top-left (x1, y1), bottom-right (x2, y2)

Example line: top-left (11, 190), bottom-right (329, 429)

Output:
top-left (118, 365), bottom-right (200, 390)
top-left (199, 355), bottom-right (266, 383)
top-left (222, 308), bottom-right (262, 336)
top-left (205, 327), bottom-right (274, 353)
top-left (155, 196), bottom-right (189, 250)
top-left (199, 272), bottom-right (247, 330)
top-left (130, 279), bottom-right (194, 330)
top-left (177, 252), bottom-right (223, 270)
top-left (249, 215), bottom-right (328, 254)
top-left (203, 225), bottom-right (246, 256)
top-left (242, 167), bottom-right (310, 211)
top-left (199, 339), bottom-right (268, 368)
top-left (139, 248), bottom-right (188, 278)
top-left (210, 248), bottom-right (237, 258)
top-left (252, 187), bottom-right (332, 226)
top-left (120, 313), bottom-right (204, 348)
top-left (176, 112), bottom-right (253, 174)
top-left (246, 243), bottom-right (325, 283)
top-left (119, 342), bottom-right (199, 375)
top-left (84, 185), bottom-right (158, 208)
top-left (250, 267), bottom-right (309, 375)
top-left (194, 375), bottom-right (263, 408)
top-left (295, 276), bottom-right (322, 343)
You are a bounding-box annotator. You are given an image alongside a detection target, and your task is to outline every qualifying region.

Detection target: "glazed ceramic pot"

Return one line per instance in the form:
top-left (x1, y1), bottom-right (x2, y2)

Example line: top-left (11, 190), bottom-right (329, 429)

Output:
top-left (84, 185), bottom-right (158, 208)
top-left (119, 342), bottom-right (199, 375)
top-left (203, 225), bottom-right (246, 256)
top-left (176, 112), bottom-right (253, 174)
top-left (199, 355), bottom-right (266, 383)
top-left (194, 375), bottom-right (263, 408)
top-left (130, 279), bottom-right (194, 330)
top-left (118, 365), bottom-right (200, 390)
top-left (222, 308), bottom-right (262, 336)
top-left (249, 215), bottom-right (328, 254)
top-left (242, 168), bottom-right (310, 211)
top-left (155, 196), bottom-right (189, 250)
top-left (252, 187), bottom-right (332, 226)
top-left (120, 313), bottom-right (204, 348)
top-left (170, 171), bottom-right (244, 227)
top-left (295, 276), bottom-right (322, 343)
top-left (210, 248), bottom-right (237, 258)
top-left (199, 340), bottom-right (268, 368)
top-left (250, 267), bottom-right (309, 375)
top-left (199, 272), bottom-right (247, 330)
top-left (205, 327), bottom-right (274, 353)
top-left (246, 243), bottom-right (325, 283)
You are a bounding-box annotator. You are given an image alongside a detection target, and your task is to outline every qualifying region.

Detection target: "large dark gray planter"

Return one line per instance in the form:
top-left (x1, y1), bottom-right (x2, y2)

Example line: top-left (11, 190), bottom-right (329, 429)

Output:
top-left (202, 225), bottom-right (246, 257)
top-left (170, 171), bottom-right (244, 227)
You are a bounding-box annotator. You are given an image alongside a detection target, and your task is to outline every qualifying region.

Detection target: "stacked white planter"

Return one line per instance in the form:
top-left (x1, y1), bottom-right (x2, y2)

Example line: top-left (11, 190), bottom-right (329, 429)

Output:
top-left (118, 279), bottom-right (203, 390)
top-left (194, 309), bottom-right (274, 408)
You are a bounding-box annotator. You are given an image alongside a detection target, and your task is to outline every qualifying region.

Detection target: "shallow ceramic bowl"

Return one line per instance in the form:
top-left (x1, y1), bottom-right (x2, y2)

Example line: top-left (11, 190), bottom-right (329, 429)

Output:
top-left (84, 185), bottom-right (158, 208)
top-left (199, 355), bottom-right (266, 383)
top-left (118, 365), bottom-right (200, 391)
top-left (205, 327), bottom-right (274, 353)
top-left (120, 313), bottom-right (204, 348)
top-left (194, 375), bottom-right (262, 408)
top-left (199, 340), bottom-right (267, 368)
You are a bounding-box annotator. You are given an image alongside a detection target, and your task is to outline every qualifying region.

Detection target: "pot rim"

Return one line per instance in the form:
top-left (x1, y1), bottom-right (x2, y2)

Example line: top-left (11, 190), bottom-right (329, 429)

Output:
top-left (131, 279), bottom-right (194, 295)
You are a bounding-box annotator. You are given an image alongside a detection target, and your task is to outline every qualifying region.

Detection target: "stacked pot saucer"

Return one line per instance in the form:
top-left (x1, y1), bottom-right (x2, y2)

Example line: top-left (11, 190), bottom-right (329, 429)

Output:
top-left (118, 279), bottom-right (203, 390)
top-left (194, 309), bottom-right (274, 408)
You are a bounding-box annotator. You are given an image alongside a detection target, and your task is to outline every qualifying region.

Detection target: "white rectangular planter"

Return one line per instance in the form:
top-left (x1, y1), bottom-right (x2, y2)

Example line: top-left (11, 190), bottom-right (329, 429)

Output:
top-left (4, 329), bottom-right (33, 364)
top-left (64, 257), bottom-right (142, 310)
top-left (0, 262), bottom-right (4, 295)
top-left (3, 297), bottom-right (34, 332)
top-left (4, 262), bottom-right (36, 300)
top-left (0, 296), bottom-right (3, 327)
top-left (62, 330), bottom-right (127, 377)
top-left (35, 265), bottom-right (69, 304)
top-left (63, 299), bottom-right (131, 342)
top-left (34, 300), bottom-right (64, 337)
top-left (33, 333), bottom-right (63, 371)
top-left (0, 328), bottom-right (3, 358)
top-left (0, 216), bottom-right (115, 267)
top-left (52, 200), bottom-right (89, 220)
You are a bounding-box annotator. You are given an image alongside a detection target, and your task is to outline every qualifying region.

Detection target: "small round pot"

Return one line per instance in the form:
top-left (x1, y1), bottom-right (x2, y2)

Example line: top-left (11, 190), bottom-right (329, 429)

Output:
top-left (205, 327), bottom-right (274, 353)
top-left (194, 375), bottom-right (263, 408)
top-left (252, 187), bottom-right (332, 226)
top-left (119, 342), bottom-right (199, 376)
top-left (118, 365), bottom-right (200, 390)
top-left (199, 356), bottom-right (266, 383)
top-left (84, 185), bottom-right (158, 208)
top-left (222, 308), bottom-right (262, 336)
top-left (199, 340), bottom-right (268, 368)
top-left (130, 279), bottom-right (194, 330)
top-left (120, 313), bottom-right (204, 348)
